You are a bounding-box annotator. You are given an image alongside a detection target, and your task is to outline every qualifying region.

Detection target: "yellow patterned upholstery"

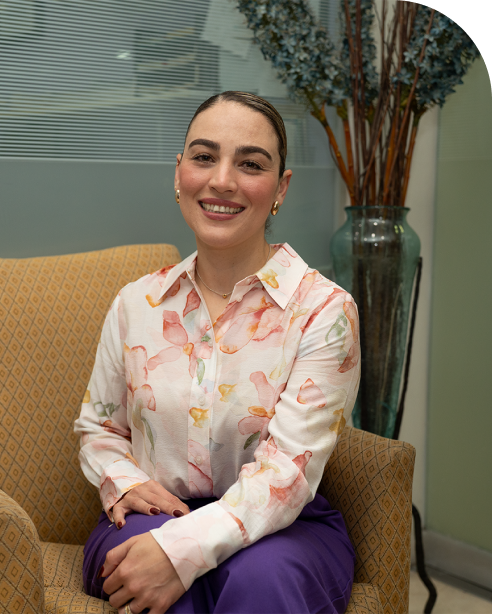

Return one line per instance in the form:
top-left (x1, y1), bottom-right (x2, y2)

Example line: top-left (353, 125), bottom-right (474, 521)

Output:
top-left (318, 427), bottom-right (415, 613)
top-left (41, 542), bottom-right (117, 613)
top-left (345, 584), bottom-right (381, 613)
top-left (0, 245), bottom-right (415, 614)
top-left (0, 489), bottom-right (44, 614)
top-left (0, 244), bottom-right (181, 547)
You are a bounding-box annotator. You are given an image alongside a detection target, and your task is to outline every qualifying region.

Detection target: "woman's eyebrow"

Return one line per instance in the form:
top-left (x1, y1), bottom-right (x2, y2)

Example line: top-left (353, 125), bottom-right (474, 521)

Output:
top-left (188, 138), bottom-right (219, 150)
top-left (236, 145), bottom-right (272, 161)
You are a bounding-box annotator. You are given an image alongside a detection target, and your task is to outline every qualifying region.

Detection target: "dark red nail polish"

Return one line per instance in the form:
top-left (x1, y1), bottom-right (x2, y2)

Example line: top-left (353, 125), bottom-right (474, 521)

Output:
top-left (97, 565), bottom-right (104, 579)
top-left (150, 507), bottom-right (160, 515)
top-left (117, 521), bottom-right (122, 529)
top-left (172, 509), bottom-right (184, 518)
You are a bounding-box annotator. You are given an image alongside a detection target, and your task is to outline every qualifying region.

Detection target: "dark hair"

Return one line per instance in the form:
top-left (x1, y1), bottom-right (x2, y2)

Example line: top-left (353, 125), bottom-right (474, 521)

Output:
top-left (185, 91), bottom-right (288, 178)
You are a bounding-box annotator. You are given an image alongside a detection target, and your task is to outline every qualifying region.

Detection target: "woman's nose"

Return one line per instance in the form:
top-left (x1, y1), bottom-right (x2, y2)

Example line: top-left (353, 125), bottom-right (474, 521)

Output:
top-left (209, 161), bottom-right (237, 193)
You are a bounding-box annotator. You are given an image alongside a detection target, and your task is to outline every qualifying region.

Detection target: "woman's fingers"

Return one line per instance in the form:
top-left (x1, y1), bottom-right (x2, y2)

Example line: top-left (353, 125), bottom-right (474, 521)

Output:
top-left (145, 482), bottom-right (190, 517)
top-left (101, 535), bottom-right (138, 582)
top-left (117, 597), bottom-right (145, 614)
top-left (110, 480), bottom-right (191, 529)
top-left (113, 496), bottom-right (160, 529)
top-left (112, 504), bottom-right (131, 529)
top-left (105, 533), bottom-right (185, 614)
top-left (125, 481), bottom-right (190, 517)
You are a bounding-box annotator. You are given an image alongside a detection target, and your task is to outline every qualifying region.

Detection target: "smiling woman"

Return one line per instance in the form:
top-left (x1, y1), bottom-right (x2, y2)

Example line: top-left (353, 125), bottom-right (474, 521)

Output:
top-left (75, 91), bottom-right (360, 614)
top-left (174, 93), bottom-right (292, 322)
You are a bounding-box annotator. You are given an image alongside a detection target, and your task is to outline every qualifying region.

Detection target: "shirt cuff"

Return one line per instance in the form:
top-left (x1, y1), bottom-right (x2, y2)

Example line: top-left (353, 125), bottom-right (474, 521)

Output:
top-left (149, 501), bottom-right (244, 590)
top-left (100, 460), bottom-right (151, 516)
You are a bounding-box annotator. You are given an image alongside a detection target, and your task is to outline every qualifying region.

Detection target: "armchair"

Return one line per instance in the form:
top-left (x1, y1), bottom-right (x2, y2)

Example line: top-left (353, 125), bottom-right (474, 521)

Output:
top-left (0, 245), bottom-right (415, 614)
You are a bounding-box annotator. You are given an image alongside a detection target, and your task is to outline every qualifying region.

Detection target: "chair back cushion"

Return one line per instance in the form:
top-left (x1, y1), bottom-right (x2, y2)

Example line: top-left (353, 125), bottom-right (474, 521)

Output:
top-left (0, 244), bottom-right (180, 545)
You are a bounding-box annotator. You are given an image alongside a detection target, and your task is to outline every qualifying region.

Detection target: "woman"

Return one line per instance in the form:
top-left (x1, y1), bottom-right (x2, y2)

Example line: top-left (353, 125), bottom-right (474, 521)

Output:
top-left (75, 91), bottom-right (360, 614)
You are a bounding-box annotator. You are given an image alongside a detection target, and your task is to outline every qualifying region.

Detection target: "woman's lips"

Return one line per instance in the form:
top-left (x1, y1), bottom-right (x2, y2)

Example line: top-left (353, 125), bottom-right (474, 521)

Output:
top-left (199, 198), bottom-right (245, 220)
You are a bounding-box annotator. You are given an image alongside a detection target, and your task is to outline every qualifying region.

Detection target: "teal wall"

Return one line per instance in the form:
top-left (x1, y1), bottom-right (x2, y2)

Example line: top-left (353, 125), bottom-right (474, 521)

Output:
top-left (427, 58), bottom-right (492, 553)
top-left (0, 161), bottom-right (335, 271)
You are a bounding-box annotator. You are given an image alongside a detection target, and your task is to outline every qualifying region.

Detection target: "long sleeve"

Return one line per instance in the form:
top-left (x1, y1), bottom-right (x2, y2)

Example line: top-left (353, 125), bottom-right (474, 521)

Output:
top-left (150, 289), bottom-right (360, 589)
top-left (74, 291), bottom-right (151, 516)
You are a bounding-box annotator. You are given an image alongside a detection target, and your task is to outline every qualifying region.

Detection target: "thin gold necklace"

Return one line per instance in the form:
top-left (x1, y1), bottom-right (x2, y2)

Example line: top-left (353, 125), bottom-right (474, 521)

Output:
top-left (196, 245), bottom-right (272, 299)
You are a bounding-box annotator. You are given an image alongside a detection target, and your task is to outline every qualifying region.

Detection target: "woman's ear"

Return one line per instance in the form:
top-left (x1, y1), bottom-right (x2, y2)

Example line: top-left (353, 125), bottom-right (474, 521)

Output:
top-left (276, 169), bottom-right (293, 205)
top-left (174, 153), bottom-right (182, 188)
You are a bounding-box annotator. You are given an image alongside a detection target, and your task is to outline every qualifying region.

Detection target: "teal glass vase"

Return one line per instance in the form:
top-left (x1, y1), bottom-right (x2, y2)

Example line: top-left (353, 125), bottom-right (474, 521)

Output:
top-left (330, 206), bottom-right (421, 438)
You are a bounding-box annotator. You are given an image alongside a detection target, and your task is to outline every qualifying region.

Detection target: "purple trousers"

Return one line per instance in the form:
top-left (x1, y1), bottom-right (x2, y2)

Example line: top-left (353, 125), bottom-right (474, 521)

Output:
top-left (83, 494), bottom-right (355, 614)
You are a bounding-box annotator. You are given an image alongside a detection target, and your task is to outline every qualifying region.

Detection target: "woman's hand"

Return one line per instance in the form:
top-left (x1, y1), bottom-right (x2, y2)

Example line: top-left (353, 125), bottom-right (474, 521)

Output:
top-left (101, 532), bottom-right (186, 613)
top-left (112, 480), bottom-right (190, 528)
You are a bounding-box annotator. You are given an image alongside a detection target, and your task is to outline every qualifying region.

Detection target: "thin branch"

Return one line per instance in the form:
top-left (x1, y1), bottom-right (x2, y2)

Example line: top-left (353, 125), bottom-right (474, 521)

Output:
top-left (344, 0), bottom-right (360, 203)
top-left (383, 8), bottom-right (435, 204)
top-left (383, 116), bottom-right (397, 204)
top-left (338, 102), bottom-right (355, 190)
top-left (361, 80), bottom-right (394, 203)
top-left (400, 115), bottom-right (421, 206)
top-left (355, 0), bottom-right (368, 168)
top-left (308, 95), bottom-right (355, 205)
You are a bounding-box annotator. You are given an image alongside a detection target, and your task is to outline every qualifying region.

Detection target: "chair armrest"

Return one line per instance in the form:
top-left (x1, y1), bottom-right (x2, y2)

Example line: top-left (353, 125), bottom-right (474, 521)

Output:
top-left (345, 583), bottom-right (382, 613)
top-left (318, 426), bottom-right (416, 614)
top-left (0, 489), bottom-right (45, 613)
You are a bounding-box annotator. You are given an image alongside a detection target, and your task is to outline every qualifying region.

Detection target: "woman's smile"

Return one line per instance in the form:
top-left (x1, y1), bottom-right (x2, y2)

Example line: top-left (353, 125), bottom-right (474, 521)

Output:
top-left (199, 197), bottom-right (245, 220)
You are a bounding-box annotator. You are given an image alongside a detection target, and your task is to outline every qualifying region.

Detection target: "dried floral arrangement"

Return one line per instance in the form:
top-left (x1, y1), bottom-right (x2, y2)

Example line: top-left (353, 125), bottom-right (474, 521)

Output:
top-left (237, 0), bottom-right (479, 207)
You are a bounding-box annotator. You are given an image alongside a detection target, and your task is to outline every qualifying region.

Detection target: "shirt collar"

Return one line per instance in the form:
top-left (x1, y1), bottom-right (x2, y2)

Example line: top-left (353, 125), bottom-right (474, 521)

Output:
top-left (156, 243), bottom-right (308, 310)
top-left (254, 243), bottom-right (309, 310)
top-left (155, 251), bottom-right (197, 300)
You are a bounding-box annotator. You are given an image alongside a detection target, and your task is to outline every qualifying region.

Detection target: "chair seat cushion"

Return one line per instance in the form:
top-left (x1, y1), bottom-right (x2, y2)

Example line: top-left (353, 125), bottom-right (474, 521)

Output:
top-left (44, 588), bottom-right (117, 614)
top-left (41, 542), bottom-right (116, 613)
top-left (345, 583), bottom-right (382, 613)
top-left (41, 542), bottom-right (381, 614)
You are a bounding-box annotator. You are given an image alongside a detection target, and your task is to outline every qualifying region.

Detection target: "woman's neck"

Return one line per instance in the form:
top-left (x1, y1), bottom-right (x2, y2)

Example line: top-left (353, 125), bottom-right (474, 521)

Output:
top-left (195, 238), bottom-right (272, 297)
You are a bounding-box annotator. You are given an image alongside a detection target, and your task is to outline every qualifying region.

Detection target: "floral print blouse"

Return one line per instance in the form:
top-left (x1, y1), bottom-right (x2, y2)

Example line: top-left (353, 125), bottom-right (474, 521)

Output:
top-left (74, 243), bottom-right (360, 591)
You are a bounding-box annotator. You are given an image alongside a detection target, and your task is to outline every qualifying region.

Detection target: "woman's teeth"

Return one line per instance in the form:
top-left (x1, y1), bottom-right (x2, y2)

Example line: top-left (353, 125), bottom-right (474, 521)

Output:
top-left (200, 202), bottom-right (243, 214)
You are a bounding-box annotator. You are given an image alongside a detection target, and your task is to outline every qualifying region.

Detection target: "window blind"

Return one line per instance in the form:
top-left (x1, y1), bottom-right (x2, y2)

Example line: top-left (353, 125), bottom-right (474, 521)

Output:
top-left (0, 0), bottom-right (335, 164)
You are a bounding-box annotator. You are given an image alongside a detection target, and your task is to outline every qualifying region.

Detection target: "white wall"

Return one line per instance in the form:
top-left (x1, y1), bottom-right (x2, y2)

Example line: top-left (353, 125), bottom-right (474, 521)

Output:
top-left (399, 107), bottom-right (439, 517)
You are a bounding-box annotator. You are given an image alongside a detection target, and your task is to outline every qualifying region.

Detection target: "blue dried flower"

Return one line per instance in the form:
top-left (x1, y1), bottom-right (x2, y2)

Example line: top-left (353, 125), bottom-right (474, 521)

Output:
top-left (237, 0), bottom-right (349, 108)
top-left (395, 5), bottom-right (480, 113)
top-left (236, 0), bottom-right (480, 208)
top-left (237, 0), bottom-right (479, 118)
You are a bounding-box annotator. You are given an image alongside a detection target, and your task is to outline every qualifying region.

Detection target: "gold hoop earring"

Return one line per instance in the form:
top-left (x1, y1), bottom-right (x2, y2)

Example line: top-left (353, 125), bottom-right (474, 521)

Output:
top-left (175, 189), bottom-right (180, 204)
top-left (271, 201), bottom-right (280, 216)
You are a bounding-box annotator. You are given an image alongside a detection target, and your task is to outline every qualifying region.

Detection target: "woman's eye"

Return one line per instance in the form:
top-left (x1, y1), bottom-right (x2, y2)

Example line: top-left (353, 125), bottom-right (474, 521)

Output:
top-left (193, 153), bottom-right (213, 163)
top-left (242, 160), bottom-right (262, 170)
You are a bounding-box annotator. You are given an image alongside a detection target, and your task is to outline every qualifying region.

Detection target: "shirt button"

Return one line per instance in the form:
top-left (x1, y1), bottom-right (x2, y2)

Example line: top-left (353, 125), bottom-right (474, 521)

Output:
top-left (196, 456), bottom-right (202, 465)
top-left (199, 396), bottom-right (206, 407)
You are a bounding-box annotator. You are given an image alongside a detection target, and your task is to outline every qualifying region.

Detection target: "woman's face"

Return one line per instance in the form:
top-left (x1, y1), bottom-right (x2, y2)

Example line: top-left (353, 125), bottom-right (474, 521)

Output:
top-left (175, 101), bottom-right (292, 251)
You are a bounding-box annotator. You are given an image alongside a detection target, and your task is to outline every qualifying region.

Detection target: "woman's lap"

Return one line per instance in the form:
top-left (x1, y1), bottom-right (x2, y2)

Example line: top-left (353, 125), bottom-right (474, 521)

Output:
top-left (83, 494), bottom-right (355, 614)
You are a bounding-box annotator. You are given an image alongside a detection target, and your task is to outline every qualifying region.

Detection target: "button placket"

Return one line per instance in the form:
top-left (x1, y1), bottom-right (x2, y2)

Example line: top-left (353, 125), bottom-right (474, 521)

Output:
top-left (187, 289), bottom-right (215, 494)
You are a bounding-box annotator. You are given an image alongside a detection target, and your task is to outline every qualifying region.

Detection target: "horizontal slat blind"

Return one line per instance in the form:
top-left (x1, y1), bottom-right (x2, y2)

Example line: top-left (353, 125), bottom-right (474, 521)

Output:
top-left (0, 0), bottom-right (332, 164)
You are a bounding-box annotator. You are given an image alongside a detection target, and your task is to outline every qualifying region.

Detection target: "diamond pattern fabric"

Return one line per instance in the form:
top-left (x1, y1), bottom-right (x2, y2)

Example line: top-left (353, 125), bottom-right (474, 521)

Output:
top-left (41, 542), bottom-right (118, 613)
top-left (41, 542), bottom-right (85, 591)
top-left (0, 489), bottom-right (44, 614)
top-left (318, 426), bottom-right (415, 614)
top-left (44, 588), bottom-right (117, 614)
top-left (345, 584), bottom-right (382, 613)
top-left (0, 244), bottom-right (181, 547)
